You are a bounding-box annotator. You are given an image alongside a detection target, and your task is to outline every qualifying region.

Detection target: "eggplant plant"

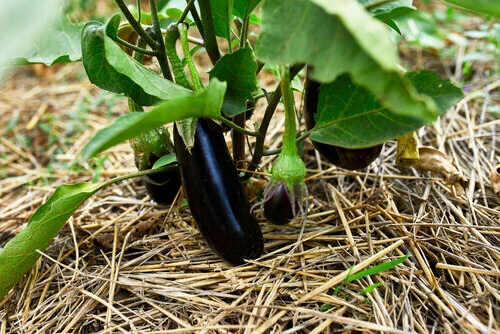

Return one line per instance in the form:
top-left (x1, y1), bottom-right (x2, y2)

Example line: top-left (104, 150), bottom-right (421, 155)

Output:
top-left (4, 0), bottom-right (490, 299)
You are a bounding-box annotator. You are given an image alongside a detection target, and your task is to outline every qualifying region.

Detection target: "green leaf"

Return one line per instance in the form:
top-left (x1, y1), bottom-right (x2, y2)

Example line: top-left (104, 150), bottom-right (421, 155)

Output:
top-left (320, 304), bottom-right (333, 311)
top-left (152, 153), bottom-right (177, 169)
top-left (0, 182), bottom-right (100, 299)
top-left (81, 15), bottom-right (191, 106)
top-left (345, 254), bottom-right (410, 283)
top-left (0, 0), bottom-right (63, 78)
top-left (210, 0), bottom-right (234, 41)
top-left (444, 0), bottom-right (500, 18)
top-left (394, 11), bottom-right (445, 50)
top-left (81, 79), bottom-right (227, 160)
top-left (311, 71), bottom-right (463, 148)
top-left (209, 47), bottom-right (259, 116)
top-left (255, 0), bottom-right (438, 122)
top-left (233, 0), bottom-right (262, 19)
top-left (9, 15), bottom-right (83, 65)
top-left (0, 164), bottom-right (178, 299)
top-left (359, 282), bottom-right (382, 295)
top-left (360, 0), bottom-right (415, 21)
top-left (384, 19), bottom-right (402, 35)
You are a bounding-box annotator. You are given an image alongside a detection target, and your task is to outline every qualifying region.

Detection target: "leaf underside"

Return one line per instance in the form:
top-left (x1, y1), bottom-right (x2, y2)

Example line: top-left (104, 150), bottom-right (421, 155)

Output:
top-left (311, 71), bottom-right (463, 148)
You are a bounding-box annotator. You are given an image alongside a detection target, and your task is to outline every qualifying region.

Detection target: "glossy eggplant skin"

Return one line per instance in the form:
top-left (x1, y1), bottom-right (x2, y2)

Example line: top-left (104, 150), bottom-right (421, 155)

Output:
top-left (263, 182), bottom-right (297, 225)
top-left (304, 76), bottom-right (382, 170)
top-left (174, 118), bottom-right (264, 265)
top-left (140, 154), bottom-right (181, 205)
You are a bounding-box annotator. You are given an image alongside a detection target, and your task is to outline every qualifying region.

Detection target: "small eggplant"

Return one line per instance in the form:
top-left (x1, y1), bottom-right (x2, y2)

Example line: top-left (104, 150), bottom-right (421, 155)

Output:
top-left (304, 75), bottom-right (382, 170)
top-left (264, 182), bottom-right (299, 225)
top-left (174, 118), bottom-right (264, 265)
top-left (131, 128), bottom-right (181, 205)
top-left (140, 153), bottom-right (181, 205)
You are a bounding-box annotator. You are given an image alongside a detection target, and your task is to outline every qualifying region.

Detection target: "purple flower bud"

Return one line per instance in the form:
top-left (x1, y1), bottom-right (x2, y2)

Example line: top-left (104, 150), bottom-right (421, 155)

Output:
top-left (263, 182), bottom-right (302, 225)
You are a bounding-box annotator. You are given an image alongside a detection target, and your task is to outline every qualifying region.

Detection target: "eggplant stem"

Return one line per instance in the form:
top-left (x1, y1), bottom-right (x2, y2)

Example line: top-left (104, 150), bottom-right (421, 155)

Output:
top-left (178, 23), bottom-right (204, 93)
top-left (219, 117), bottom-right (260, 137)
top-left (280, 66), bottom-right (298, 157)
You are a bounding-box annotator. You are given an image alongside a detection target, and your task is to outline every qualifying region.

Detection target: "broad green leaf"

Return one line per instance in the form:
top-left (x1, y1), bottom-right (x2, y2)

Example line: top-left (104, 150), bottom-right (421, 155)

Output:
top-left (0, 182), bottom-right (100, 299)
top-left (394, 11), bottom-right (445, 50)
top-left (81, 79), bottom-right (227, 160)
top-left (9, 15), bottom-right (83, 65)
top-left (0, 164), bottom-right (178, 300)
top-left (0, 0), bottom-right (62, 79)
top-left (360, 0), bottom-right (415, 21)
top-left (444, 0), bottom-right (500, 18)
top-left (209, 47), bottom-right (259, 116)
top-left (311, 71), bottom-right (463, 148)
top-left (81, 15), bottom-right (191, 106)
top-left (210, 0), bottom-right (234, 41)
top-left (255, 0), bottom-right (438, 122)
top-left (233, 0), bottom-right (262, 19)
top-left (345, 254), bottom-right (410, 283)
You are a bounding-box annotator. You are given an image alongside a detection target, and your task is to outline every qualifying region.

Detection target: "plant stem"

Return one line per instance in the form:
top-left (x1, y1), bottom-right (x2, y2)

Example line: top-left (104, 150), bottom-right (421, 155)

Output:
top-left (218, 116), bottom-right (260, 137)
top-left (280, 66), bottom-right (298, 157)
top-left (232, 8), bottom-right (252, 164)
top-left (132, 36), bottom-right (148, 63)
top-left (262, 148), bottom-right (280, 156)
top-left (178, 23), bottom-right (204, 93)
top-left (239, 3), bottom-right (252, 49)
top-left (197, 0), bottom-right (221, 65)
top-left (243, 64), bottom-right (304, 179)
top-left (148, 0), bottom-right (173, 80)
top-left (296, 128), bottom-right (313, 143)
top-left (114, 0), bottom-right (157, 48)
top-left (136, 0), bottom-right (141, 23)
top-left (186, 0), bottom-right (204, 38)
top-left (109, 35), bottom-right (157, 56)
top-left (178, 0), bottom-right (195, 24)
top-left (164, 25), bottom-right (192, 89)
top-left (232, 113), bottom-right (246, 166)
top-left (100, 165), bottom-right (177, 190)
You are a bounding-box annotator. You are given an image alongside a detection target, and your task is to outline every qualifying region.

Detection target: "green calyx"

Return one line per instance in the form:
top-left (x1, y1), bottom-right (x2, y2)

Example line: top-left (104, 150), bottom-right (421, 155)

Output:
top-left (130, 127), bottom-right (173, 170)
top-left (271, 153), bottom-right (306, 191)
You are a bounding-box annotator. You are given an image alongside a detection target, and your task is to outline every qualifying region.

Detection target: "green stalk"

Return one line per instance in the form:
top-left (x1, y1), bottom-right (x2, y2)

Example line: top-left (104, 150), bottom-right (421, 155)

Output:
top-left (196, 0), bottom-right (221, 65)
top-left (109, 35), bottom-right (156, 56)
top-left (239, 2), bottom-right (252, 48)
top-left (164, 24), bottom-right (192, 90)
top-left (177, 0), bottom-right (195, 25)
top-left (148, 0), bottom-right (173, 80)
top-left (178, 23), bottom-right (204, 93)
top-left (114, 0), bottom-right (157, 48)
top-left (167, 23), bottom-right (197, 150)
top-left (280, 66), bottom-right (298, 157)
top-left (243, 64), bottom-right (304, 179)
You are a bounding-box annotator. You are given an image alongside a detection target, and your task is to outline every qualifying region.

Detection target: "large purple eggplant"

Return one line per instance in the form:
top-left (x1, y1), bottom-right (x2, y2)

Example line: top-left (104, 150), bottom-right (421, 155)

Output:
top-left (304, 76), bottom-right (382, 170)
top-left (174, 118), bottom-right (263, 265)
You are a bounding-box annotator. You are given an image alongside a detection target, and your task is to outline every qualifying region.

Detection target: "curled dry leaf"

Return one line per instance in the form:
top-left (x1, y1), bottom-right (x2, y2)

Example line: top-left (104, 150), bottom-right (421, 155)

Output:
top-left (491, 165), bottom-right (500, 196)
top-left (409, 147), bottom-right (468, 194)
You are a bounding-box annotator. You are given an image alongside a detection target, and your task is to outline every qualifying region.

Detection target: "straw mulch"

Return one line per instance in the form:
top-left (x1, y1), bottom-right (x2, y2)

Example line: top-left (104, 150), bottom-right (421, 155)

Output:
top-left (0, 31), bottom-right (499, 333)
